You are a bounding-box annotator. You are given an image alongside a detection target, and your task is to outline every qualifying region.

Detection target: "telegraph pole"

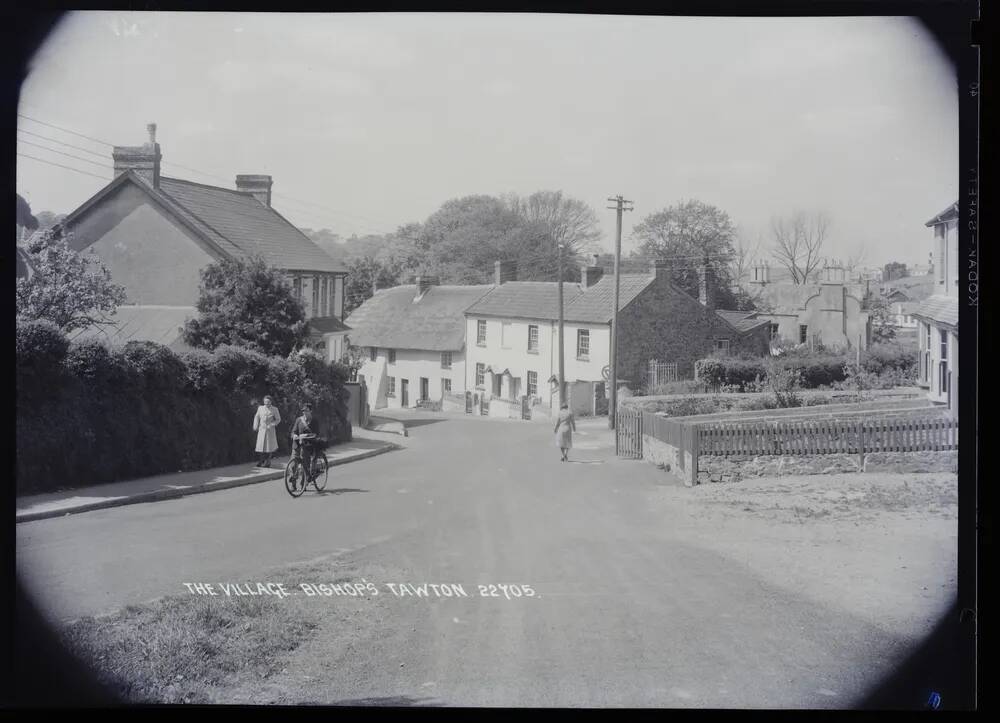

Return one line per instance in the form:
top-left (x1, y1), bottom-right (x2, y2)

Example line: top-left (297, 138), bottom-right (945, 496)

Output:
top-left (557, 242), bottom-right (566, 406)
top-left (607, 195), bottom-right (634, 429)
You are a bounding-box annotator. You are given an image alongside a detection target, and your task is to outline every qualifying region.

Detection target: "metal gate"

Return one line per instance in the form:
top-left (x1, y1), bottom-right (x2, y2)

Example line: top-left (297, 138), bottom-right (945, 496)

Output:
top-left (615, 408), bottom-right (643, 458)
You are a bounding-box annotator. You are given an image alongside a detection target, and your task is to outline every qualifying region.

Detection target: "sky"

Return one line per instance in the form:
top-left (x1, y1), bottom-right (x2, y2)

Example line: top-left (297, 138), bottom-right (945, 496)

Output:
top-left (16, 12), bottom-right (957, 267)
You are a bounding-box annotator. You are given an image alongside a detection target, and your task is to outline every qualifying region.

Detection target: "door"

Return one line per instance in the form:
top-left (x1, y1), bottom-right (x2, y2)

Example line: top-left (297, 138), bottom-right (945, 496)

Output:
top-left (420, 377), bottom-right (429, 401)
top-left (400, 379), bottom-right (409, 407)
top-left (492, 374), bottom-right (502, 398)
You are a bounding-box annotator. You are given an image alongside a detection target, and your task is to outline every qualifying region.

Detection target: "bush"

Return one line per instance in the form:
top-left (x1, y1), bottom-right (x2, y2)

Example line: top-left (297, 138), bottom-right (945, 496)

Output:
top-left (861, 342), bottom-right (917, 376)
top-left (16, 338), bottom-right (352, 496)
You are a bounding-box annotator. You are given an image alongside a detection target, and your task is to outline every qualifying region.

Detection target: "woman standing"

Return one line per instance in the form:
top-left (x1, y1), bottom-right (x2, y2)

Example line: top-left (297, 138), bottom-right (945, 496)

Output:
top-left (553, 403), bottom-right (576, 462)
top-left (253, 395), bottom-right (281, 467)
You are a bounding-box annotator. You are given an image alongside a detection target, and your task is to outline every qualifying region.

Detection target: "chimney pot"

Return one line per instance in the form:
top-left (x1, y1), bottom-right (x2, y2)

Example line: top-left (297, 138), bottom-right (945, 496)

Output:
top-left (236, 174), bottom-right (273, 207)
top-left (112, 123), bottom-right (162, 188)
top-left (147, 123), bottom-right (157, 145)
top-left (580, 259), bottom-right (604, 289)
top-left (698, 258), bottom-right (715, 310)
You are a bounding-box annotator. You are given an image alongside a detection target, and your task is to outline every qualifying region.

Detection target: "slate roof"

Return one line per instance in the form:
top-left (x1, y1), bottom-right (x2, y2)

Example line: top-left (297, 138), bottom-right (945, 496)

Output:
top-left (308, 316), bottom-right (352, 334)
top-left (466, 275), bottom-right (766, 334)
top-left (63, 171), bottom-right (346, 274)
top-left (157, 177), bottom-right (346, 273)
top-left (911, 295), bottom-right (958, 330)
top-left (346, 284), bottom-right (493, 351)
top-left (464, 281), bottom-right (585, 321)
top-left (925, 202), bottom-right (959, 227)
top-left (72, 305), bottom-right (197, 351)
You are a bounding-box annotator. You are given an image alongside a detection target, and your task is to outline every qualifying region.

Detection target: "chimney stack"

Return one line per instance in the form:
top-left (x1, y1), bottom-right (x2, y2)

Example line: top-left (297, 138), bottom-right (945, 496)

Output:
top-left (413, 275), bottom-right (439, 297)
top-left (650, 258), bottom-right (674, 282)
top-left (580, 254), bottom-right (604, 289)
top-left (494, 260), bottom-right (517, 286)
top-left (236, 175), bottom-right (273, 207)
top-left (698, 257), bottom-right (715, 309)
top-left (112, 122), bottom-right (162, 188)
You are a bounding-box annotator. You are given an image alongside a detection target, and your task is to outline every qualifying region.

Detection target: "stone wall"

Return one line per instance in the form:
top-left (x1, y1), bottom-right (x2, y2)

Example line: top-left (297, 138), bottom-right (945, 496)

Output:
top-left (696, 450), bottom-right (957, 484)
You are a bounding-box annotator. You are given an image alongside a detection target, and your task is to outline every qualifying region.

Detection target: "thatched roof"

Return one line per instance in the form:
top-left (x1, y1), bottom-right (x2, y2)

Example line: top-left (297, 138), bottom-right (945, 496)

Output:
top-left (346, 284), bottom-right (492, 352)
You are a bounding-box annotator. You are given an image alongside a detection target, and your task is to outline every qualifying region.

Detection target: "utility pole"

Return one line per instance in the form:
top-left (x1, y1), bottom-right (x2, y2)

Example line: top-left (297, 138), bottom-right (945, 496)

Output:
top-left (607, 195), bottom-right (634, 429)
top-left (557, 242), bottom-right (566, 406)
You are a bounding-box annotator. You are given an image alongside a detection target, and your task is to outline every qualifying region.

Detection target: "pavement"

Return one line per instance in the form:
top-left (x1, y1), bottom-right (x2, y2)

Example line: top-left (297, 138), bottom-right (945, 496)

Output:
top-left (15, 408), bottom-right (953, 708)
top-left (15, 433), bottom-right (401, 523)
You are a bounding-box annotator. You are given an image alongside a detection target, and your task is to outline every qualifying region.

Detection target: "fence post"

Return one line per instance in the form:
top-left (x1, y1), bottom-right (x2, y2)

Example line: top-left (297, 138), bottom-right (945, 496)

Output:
top-left (686, 425), bottom-right (700, 487)
top-left (858, 416), bottom-right (865, 472)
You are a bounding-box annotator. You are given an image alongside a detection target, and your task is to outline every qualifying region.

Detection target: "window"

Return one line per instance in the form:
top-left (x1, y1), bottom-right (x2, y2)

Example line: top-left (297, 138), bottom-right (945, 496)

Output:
top-left (799, 325), bottom-right (808, 344)
top-left (331, 278), bottom-right (339, 318)
top-left (528, 325), bottom-right (539, 352)
top-left (475, 363), bottom-right (485, 388)
top-left (714, 339), bottom-right (731, 355)
top-left (527, 371), bottom-right (538, 396)
top-left (293, 276), bottom-right (302, 301)
top-left (388, 349), bottom-right (396, 364)
top-left (940, 328), bottom-right (948, 361)
top-left (321, 277), bottom-right (329, 317)
top-left (387, 376), bottom-right (396, 397)
top-left (442, 378), bottom-right (452, 393)
top-left (924, 323), bottom-right (932, 349)
top-left (576, 329), bottom-right (590, 359)
top-left (441, 351), bottom-right (452, 369)
top-left (312, 276), bottom-right (320, 316)
top-left (477, 320), bottom-right (487, 346)
top-left (369, 347), bottom-right (377, 362)
top-left (769, 324), bottom-right (780, 340)
top-left (501, 322), bottom-right (512, 349)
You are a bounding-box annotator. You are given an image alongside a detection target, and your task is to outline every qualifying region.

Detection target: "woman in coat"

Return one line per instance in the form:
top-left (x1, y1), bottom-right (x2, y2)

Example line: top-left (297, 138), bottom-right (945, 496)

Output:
top-left (553, 403), bottom-right (576, 462)
top-left (253, 395), bottom-right (281, 467)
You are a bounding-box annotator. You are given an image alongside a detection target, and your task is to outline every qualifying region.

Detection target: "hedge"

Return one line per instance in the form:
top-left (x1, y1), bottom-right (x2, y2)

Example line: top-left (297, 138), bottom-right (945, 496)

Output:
top-left (16, 320), bottom-right (352, 496)
top-left (694, 343), bottom-right (917, 391)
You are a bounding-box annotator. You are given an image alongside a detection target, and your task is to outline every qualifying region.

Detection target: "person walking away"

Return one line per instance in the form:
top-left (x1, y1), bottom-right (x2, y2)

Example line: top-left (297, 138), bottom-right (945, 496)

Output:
top-left (554, 403), bottom-right (576, 462)
top-left (253, 395), bottom-right (281, 467)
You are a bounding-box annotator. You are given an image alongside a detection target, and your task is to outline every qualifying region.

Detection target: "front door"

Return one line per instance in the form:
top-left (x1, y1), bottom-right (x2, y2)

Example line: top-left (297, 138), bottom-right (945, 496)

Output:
top-left (420, 377), bottom-right (429, 402)
top-left (400, 379), bottom-right (409, 407)
top-left (492, 374), bottom-right (502, 398)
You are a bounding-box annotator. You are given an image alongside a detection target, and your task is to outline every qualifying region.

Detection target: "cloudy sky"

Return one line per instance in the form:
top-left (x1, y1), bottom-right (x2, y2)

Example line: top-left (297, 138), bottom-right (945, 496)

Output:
top-left (17, 12), bottom-right (956, 266)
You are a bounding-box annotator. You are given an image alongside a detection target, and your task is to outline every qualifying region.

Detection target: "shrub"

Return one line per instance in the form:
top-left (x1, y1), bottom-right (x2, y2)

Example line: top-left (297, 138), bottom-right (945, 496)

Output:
top-left (862, 342), bottom-right (917, 376)
top-left (16, 317), bottom-right (69, 374)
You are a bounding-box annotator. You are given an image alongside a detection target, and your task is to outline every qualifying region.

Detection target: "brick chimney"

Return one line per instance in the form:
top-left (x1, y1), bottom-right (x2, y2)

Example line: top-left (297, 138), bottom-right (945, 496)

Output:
top-left (580, 254), bottom-right (604, 288)
top-left (698, 258), bottom-right (715, 309)
top-left (236, 175), bottom-right (273, 207)
top-left (112, 123), bottom-right (162, 188)
top-left (650, 258), bottom-right (674, 282)
top-left (494, 260), bottom-right (517, 286)
top-left (413, 275), bottom-right (439, 297)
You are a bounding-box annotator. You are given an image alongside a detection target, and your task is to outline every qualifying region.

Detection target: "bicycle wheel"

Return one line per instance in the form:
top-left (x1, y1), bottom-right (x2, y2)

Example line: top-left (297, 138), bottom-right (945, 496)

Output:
top-left (284, 458), bottom-right (305, 498)
top-left (312, 453), bottom-right (329, 491)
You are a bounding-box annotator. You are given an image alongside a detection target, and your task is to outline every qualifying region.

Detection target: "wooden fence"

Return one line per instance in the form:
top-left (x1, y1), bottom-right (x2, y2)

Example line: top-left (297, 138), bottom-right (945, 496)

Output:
top-left (643, 412), bottom-right (958, 485)
top-left (616, 408), bottom-right (643, 458)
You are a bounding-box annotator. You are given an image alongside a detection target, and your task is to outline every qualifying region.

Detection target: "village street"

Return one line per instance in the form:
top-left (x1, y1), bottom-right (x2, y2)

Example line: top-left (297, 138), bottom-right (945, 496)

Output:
top-left (15, 411), bottom-right (954, 708)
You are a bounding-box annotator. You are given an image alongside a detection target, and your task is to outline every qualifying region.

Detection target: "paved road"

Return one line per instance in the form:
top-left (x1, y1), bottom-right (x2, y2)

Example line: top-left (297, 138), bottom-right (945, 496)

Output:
top-left (17, 411), bottom-right (914, 708)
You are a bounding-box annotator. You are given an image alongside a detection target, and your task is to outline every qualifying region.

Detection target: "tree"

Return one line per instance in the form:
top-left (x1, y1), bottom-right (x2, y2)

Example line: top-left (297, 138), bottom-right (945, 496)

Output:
top-left (769, 211), bottom-right (830, 284)
top-left (344, 254), bottom-right (405, 315)
top-left (16, 194), bottom-right (38, 241)
top-left (16, 227), bottom-right (127, 333)
top-left (865, 291), bottom-right (897, 344)
top-left (631, 199), bottom-right (740, 307)
top-left (182, 255), bottom-right (308, 357)
top-left (883, 261), bottom-right (908, 282)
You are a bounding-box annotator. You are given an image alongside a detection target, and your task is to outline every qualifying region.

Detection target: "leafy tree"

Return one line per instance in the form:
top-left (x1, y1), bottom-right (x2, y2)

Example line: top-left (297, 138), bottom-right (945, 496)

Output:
top-left (182, 255), bottom-right (308, 357)
top-left (16, 194), bottom-right (38, 239)
top-left (883, 261), bottom-right (908, 282)
top-left (865, 291), bottom-right (897, 344)
top-left (631, 199), bottom-right (740, 307)
top-left (344, 255), bottom-right (405, 315)
top-left (15, 227), bottom-right (127, 333)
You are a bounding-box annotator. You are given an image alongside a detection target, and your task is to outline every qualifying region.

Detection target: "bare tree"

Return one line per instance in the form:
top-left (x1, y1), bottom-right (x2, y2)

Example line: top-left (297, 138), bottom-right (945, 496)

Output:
top-left (844, 242), bottom-right (867, 279)
top-left (729, 230), bottom-right (762, 288)
top-left (769, 212), bottom-right (830, 284)
top-left (505, 190), bottom-right (603, 257)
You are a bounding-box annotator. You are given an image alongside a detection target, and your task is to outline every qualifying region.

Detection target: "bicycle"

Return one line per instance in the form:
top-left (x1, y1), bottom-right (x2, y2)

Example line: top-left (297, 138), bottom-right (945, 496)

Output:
top-left (284, 434), bottom-right (329, 497)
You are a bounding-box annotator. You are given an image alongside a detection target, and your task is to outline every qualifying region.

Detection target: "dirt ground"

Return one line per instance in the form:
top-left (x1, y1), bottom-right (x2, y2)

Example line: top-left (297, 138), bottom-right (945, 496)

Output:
top-left (650, 472), bottom-right (958, 645)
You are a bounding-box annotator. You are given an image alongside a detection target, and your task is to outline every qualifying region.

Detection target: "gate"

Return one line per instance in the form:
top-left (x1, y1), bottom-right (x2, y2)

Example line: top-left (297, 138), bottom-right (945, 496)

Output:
top-left (647, 360), bottom-right (678, 390)
top-left (615, 408), bottom-right (643, 458)
top-left (480, 395), bottom-right (489, 416)
top-left (521, 396), bottom-right (531, 420)
top-left (465, 391), bottom-right (473, 414)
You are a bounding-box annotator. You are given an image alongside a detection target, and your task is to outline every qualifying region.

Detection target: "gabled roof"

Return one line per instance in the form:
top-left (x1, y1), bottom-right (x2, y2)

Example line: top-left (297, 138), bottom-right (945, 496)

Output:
top-left (713, 309), bottom-right (772, 333)
top-left (563, 274), bottom-right (655, 323)
top-left (63, 171), bottom-right (346, 274)
top-left (71, 305), bottom-right (197, 351)
top-left (911, 295), bottom-right (958, 330)
top-left (465, 281), bottom-right (585, 321)
top-left (346, 284), bottom-right (492, 352)
top-left (925, 202), bottom-right (959, 227)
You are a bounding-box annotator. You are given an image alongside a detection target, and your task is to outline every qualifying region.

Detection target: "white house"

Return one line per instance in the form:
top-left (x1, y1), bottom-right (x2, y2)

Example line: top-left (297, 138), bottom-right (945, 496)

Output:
top-left (912, 202), bottom-right (959, 417)
top-left (346, 277), bottom-right (492, 410)
top-left (890, 300), bottom-right (920, 338)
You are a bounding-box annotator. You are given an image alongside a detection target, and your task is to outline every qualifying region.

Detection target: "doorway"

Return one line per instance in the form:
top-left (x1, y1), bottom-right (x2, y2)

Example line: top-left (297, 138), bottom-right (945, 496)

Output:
top-left (420, 377), bottom-right (429, 402)
top-left (400, 378), bottom-right (409, 407)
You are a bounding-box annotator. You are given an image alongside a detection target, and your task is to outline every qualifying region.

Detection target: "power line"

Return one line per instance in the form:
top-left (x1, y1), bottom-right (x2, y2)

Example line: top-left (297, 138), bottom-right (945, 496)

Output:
top-left (17, 129), bottom-right (109, 159)
top-left (17, 153), bottom-right (111, 181)
top-left (17, 113), bottom-right (114, 147)
top-left (17, 139), bottom-right (113, 170)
